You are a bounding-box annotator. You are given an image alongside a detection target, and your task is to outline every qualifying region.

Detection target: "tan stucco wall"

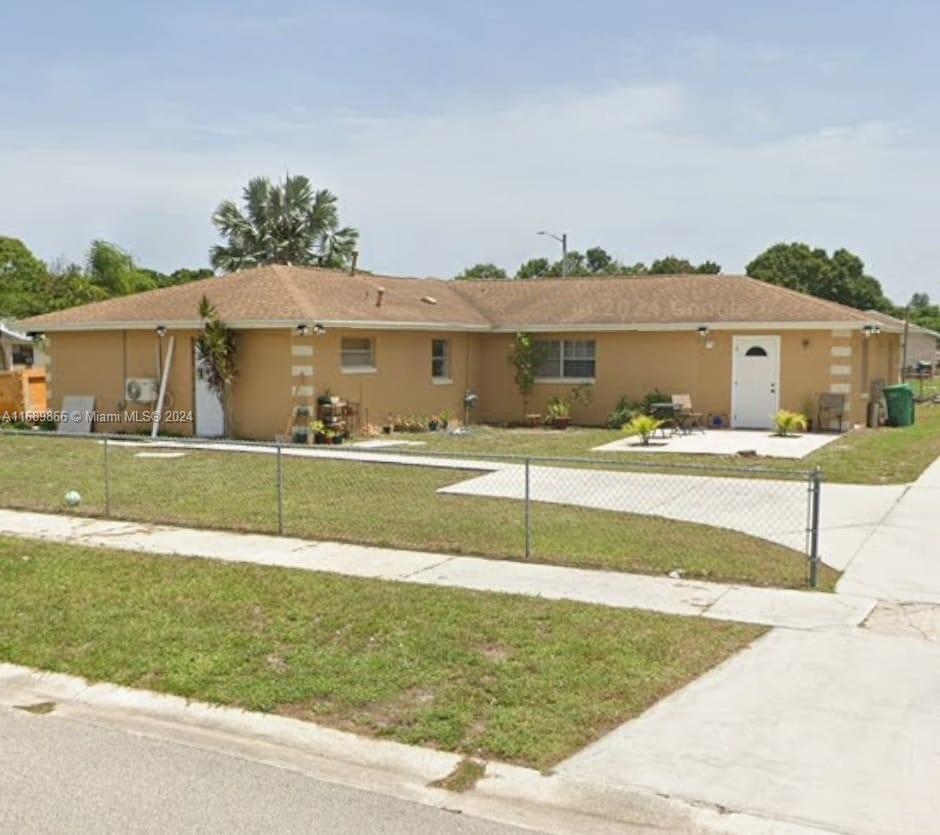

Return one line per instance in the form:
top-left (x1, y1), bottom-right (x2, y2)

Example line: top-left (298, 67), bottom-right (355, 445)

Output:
top-left (43, 325), bottom-right (903, 439)
top-left (47, 330), bottom-right (199, 435)
top-left (229, 329), bottom-right (293, 439)
top-left (306, 329), bottom-right (478, 429)
top-left (474, 329), bottom-right (901, 428)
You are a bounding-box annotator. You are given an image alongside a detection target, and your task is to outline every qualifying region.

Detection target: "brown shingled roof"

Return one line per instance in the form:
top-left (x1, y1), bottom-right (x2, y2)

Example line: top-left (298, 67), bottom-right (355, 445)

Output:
top-left (452, 274), bottom-right (879, 328)
top-left (19, 265), bottom-right (490, 331)
top-left (17, 265), bottom-right (884, 332)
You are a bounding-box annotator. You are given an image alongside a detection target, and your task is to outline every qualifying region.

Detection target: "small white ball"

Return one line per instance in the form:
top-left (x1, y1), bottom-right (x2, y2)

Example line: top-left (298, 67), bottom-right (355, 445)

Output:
top-left (64, 490), bottom-right (82, 507)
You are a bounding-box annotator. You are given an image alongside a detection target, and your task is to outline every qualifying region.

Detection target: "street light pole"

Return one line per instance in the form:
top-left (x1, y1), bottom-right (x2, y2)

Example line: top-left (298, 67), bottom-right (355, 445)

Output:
top-left (537, 230), bottom-right (568, 277)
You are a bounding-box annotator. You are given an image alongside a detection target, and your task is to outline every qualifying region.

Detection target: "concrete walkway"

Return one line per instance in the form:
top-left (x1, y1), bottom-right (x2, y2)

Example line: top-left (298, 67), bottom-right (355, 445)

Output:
top-left (440, 465), bottom-right (904, 570)
top-left (110, 436), bottom-right (905, 571)
top-left (0, 508), bottom-right (875, 631)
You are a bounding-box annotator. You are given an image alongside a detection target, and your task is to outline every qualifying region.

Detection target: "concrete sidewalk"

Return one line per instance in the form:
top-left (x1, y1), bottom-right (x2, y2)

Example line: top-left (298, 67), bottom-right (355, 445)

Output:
top-left (0, 508), bottom-right (875, 631)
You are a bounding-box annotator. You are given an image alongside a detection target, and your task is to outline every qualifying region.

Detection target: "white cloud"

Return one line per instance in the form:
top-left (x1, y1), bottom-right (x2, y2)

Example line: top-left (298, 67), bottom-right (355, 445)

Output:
top-left (0, 81), bottom-right (936, 301)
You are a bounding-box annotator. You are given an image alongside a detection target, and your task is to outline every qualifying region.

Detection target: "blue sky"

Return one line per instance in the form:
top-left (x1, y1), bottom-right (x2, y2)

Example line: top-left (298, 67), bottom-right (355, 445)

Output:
top-left (2, 1), bottom-right (939, 301)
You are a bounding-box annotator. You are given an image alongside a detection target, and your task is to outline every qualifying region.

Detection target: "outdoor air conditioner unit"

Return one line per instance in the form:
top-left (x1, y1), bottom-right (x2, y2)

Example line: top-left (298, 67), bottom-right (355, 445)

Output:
top-left (125, 377), bottom-right (159, 403)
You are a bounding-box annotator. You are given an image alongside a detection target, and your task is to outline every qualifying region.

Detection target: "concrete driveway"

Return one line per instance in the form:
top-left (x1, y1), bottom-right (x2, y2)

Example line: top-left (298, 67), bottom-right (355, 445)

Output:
top-left (557, 628), bottom-right (940, 835)
top-left (439, 465), bottom-right (905, 570)
top-left (837, 458), bottom-right (940, 601)
top-left (554, 457), bottom-right (940, 835)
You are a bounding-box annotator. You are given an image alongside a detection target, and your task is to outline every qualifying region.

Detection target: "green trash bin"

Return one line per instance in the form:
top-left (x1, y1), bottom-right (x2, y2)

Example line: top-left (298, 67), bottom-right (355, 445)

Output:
top-left (883, 384), bottom-right (915, 427)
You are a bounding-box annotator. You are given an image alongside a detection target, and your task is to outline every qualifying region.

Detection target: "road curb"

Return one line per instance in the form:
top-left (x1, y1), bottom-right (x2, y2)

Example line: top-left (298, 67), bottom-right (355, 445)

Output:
top-left (0, 663), bottom-right (840, 835)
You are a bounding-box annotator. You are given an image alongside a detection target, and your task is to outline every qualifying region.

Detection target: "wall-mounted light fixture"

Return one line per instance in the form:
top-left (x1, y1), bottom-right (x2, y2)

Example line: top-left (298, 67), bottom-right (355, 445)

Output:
top-left (313, 323), bottom-right (327, 336)
top-left (296, 324), bottom-right (310, 337)
top-left (697, 326), bottom-right (710, 338)
top-left (155, 325), bottom-right (167, 338)
top-left (862, 324), bottom-right (882, 338)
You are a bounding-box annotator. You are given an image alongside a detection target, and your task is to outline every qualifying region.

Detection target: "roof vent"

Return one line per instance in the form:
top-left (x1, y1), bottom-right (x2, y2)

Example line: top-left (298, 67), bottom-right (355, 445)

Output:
top-left (376, 286), bottom-right (386, 307)
top-left (421, 296), bottom-right (438, 305)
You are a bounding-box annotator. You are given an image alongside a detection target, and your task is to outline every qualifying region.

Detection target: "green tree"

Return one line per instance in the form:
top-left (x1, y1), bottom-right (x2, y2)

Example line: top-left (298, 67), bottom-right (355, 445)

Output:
top-left (746, 242), bottom-right (893, 311)
top-left (648, 255), bottom-right (721, 275)
top-left (507, 332), bottom-right (548, 417)
top-left (86, 240), bottom-right (157, 295)
top-left (584, 246), bottom-right (615, 273)
top-left (164, 267), bottom-right (214, 286)
top-left (455, 262), bottom-right (507, 280)
top-left (210, 174), bottom-right (359, 272)
top-left (0, 237), bottom-right (49, 318)
top-left (906, 293), bottom-right (940, 333)
top-left (909, 292), bottom-right (931, 311)
top-left (195, 296), bottom-right (237, 434)
top-left (516, 257), bottom-right (551, 279)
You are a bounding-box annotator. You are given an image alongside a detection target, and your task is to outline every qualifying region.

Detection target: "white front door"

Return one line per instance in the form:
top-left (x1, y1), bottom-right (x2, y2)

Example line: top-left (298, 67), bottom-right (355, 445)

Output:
top-left (731, 336), bottom-right (780, 429)
top-left (194, 344), bottom-right (225, 437)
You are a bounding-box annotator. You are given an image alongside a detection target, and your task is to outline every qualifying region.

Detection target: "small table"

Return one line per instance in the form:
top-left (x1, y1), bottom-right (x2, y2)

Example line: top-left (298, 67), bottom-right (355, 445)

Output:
top-left (649, 402), bottom-right (678, 437)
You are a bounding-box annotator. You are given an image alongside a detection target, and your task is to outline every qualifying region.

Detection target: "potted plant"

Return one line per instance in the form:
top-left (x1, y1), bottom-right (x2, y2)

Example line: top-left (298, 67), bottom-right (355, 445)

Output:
top-left (438, 410), bottom-right (451, 430)
top-left (773, 410), bottom-right (808, 437)
top-left (317, 389), bottom-right (333, 407)
top-left (428, 415), bottom-right (440, 431)
top-left (546, 396), bottom-right (572, 429)
top-left (311, 420), bottom-right (327, 444)
top-left (801, 397), bottom-right (816, 431)
top-left (623, 413), bottom-right (663, 445)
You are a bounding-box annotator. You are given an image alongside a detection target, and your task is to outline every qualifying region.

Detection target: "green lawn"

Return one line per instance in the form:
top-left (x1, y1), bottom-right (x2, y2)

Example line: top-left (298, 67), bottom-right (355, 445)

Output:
top-left (0, 536), bottom-right (764, 769)
top-left (418, 403), bottom-right (940, 485)
top-left (0, 433), bottom-right (829, 589)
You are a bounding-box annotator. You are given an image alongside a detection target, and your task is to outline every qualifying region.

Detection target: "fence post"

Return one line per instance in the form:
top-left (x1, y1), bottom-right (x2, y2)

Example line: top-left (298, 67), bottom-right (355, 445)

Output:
top-left (524, 457), bottom-right (531, 560)
top-left (103, 436), bottom-right (111, 517)
top-left (808, 466), bottom-right (822, 588)
top-left (276, 444), bottom-right (284, 535)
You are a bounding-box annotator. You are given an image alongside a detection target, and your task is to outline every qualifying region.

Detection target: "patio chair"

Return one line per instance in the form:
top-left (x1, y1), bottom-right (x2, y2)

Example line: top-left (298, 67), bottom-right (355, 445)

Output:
top-left (671, 394), bottom-right (705, 434)
top-left (817, 392), bottom-right (846, 432)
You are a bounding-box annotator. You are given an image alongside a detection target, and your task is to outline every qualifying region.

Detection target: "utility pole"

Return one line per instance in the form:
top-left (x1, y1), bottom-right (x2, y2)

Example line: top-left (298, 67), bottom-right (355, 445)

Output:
top-left (537, 230), bottom-right (568, 276)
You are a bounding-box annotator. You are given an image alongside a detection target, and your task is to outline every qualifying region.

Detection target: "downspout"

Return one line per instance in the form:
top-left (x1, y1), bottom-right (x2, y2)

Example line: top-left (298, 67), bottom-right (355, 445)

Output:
top-left (151, 335), bottom-right (175, 438)
top-left (902, 312), bottom-right (910, 380)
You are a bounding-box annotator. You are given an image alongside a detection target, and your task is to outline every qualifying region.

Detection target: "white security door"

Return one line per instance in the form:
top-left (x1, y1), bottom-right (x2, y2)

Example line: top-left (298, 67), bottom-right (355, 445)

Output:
top-left (731, 336), bottom-right (780, 429)
top-left (194, 343), bottom-right (225, 437)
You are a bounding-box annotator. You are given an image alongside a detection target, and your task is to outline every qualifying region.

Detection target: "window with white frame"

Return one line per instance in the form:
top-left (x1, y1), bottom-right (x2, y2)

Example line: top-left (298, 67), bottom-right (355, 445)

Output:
top-left (535, 339), bottom-right (596, 380)
top-left (10, 344), bottom-right (34, 367)
top-left (340, 337), bottom-right (375, 369)
top-left (431, 339), bottom-right (450, 379)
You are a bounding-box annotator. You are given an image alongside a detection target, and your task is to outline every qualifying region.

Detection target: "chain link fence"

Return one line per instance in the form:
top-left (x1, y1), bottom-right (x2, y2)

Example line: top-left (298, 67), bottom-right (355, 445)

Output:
top-left (0, 430), bottom-right (824, 588)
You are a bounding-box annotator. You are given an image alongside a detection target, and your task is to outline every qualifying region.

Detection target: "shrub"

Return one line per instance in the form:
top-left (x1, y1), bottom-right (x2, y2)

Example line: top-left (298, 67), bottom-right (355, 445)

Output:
top-left (622, 413), bottom-right (664, 445)
top-left (546, 396), bottom-right (572, 420)
top-left (640, 388), bottom-right (671, 415)
top-left (607, 395), bottom-right (638, 429)
top-left (774, 410), bottom-right (808, 436)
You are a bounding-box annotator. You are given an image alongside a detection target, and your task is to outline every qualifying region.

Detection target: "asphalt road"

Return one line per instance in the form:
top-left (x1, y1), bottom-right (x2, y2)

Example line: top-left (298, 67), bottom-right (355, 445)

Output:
top-left (0, 707), bottom-right (534, 834)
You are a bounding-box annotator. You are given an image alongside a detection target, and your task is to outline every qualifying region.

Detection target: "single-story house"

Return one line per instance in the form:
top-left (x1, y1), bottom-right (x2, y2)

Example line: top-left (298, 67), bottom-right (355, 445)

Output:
top-left (0, 321), bottom-right (40, 371)
top-left (16, 265), bottom-right (902, 438)
top-left (866, 309), bottom-right (939, 370)
top-left (0, 321), bottom-right (47, 414)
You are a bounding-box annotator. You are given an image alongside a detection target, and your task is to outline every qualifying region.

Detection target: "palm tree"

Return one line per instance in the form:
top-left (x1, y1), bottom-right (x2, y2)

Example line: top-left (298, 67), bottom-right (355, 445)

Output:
top-left (210, 174), bottom-right (359, 272)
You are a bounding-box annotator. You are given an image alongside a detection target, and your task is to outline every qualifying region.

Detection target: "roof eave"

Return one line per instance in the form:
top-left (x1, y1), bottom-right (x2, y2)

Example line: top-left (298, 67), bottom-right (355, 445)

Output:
top-left (488, 320), bottom-right (902, 333)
